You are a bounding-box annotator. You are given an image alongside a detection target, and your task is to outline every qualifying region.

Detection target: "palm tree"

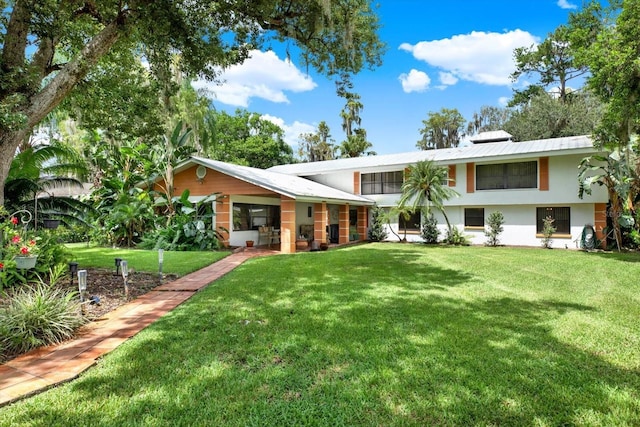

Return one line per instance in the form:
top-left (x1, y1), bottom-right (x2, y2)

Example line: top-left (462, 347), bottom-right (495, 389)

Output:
top-left (398, 160), bottom-right (459, 231)
top-left (4, 139), bottom-right (90, 227)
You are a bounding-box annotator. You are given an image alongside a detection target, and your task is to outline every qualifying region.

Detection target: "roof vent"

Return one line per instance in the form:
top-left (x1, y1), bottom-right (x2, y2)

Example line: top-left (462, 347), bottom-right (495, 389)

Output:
top-left (469, 130), bottom-right (513, 144)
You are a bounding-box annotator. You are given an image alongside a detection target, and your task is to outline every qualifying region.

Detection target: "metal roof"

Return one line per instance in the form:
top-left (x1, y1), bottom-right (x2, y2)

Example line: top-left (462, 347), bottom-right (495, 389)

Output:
top-left (268, 135), bottom-right (597, 176)
top-left (469, 130), bottom-right (513, 143)
top-left (183, 157), bottom-right (373, 205)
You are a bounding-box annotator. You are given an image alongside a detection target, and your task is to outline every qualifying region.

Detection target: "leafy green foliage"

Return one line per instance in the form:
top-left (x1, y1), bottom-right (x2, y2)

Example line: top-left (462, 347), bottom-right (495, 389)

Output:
top-left (541, 216), bottom-right (556, 249)
top-left (367, 205), bottom-right (388, 242)
top-left (420, 213), bottom-right (439, 244)
top-left (417, 108), bottom-right (466, 150)
top-left (444, 225), bottom-right (469, 246)
top-left (203, 109), bottom-right (294, 168)
top-left (484, 211), bottom-right (505, 247)
top-left (0, 268), bottom-right (85, 361)
top-left (298, 121), bottom-right (337, 162)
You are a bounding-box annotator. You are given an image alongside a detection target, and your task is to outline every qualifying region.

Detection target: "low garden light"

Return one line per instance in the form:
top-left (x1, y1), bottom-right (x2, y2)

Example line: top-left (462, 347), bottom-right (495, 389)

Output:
top-left (77, 269), bottom-right (87, 303)
top-left (69, 262), bottom-right (79, 287)
top-left (114, 258), bottom-right (122, 276)
top-left (158, 249), bottom-right (164, 282)
top-left (121, 260), bottom-right (129, 298)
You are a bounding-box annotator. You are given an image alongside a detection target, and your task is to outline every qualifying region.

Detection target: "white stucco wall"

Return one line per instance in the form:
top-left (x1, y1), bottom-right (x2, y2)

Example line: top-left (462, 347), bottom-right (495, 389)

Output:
top-left (379, 203), bottom-right (598, 249)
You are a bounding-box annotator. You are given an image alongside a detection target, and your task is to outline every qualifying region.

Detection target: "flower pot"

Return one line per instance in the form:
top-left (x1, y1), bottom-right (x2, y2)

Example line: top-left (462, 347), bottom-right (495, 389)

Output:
top-left (246, 240), bottom-right (254, 248)
top-left (295, 240), bottom-right (308, 250)
top-left (15, 255), bottom-right (38, 269)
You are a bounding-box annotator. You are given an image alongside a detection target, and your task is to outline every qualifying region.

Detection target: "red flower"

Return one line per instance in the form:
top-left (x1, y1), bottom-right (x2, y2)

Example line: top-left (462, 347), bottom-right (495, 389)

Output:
top-left (0, 262), bottom-right (4, 269)
top-left (20, 246), bottom-right (30, 255)
top-left (11, 235), bottom-right (20, 243)
top-left (29, 239), bottom-right (36, 246)
top-left (10, 217), bottom-right (18, 225)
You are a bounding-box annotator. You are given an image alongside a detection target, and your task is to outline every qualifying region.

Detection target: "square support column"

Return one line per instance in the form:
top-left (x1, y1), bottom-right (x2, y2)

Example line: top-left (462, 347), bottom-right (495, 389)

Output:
top-left (339, 204), bottom-right (350, 244)
top-left (216, 195), bottom-right (230, 247)
top-left (314, 202), bottom-right (328, 243)
top-left (280, 197), bottom-right (297, 253)
top-left (357, 206), bottom-right (368, 241)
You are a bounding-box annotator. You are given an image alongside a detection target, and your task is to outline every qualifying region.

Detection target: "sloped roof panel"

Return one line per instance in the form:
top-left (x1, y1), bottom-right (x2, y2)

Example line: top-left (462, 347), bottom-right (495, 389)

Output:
top-left (268, 135), bottom-right (596, 176)
top-left (186, 157), bottom-right (373, 205)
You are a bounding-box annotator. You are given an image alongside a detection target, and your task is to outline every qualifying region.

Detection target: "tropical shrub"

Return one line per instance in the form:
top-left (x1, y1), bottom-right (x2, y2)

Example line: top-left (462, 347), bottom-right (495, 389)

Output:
top-left (0, 266), bottom-right (85, 361)
top-left (444, 226), bottom-right (469, 246)
top-left (541, 216), bottom-right (556, 249)
top-left (368, 205), bottom-right (388, 242)
top-left (485, 211), bottom-right (505, 247)
top-left (420, 213), bottom-right (439, 244)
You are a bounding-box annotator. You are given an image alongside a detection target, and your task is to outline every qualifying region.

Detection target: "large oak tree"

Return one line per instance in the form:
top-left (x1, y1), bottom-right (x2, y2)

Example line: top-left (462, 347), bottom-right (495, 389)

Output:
top-left (0, 0), bottom-right (385, 205)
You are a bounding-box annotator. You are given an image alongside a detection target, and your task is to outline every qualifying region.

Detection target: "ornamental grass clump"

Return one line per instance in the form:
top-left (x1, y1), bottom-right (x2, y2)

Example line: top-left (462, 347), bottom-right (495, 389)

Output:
top-left (0, 271), bottom-right (85, 361)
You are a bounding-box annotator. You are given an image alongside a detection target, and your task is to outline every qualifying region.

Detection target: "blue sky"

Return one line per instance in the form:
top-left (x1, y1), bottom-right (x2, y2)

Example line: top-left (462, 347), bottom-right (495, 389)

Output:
top-left (194, 0), bottom-right (587, 155)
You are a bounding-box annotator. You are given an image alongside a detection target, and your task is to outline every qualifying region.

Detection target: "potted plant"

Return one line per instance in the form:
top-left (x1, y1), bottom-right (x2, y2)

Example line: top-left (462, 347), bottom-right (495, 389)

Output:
top-left (1, 211), bottom-right (39, 269)
top-left (245, 240), bottom-right (254, 248)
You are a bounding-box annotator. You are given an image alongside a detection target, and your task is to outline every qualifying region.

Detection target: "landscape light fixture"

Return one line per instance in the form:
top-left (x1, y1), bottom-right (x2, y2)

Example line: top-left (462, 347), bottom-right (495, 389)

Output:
top-left (121, 260), bottom-right (129, 298)
top-left (77, 270), bottom-right (87, 303)
top-left (69, 262), bottom-right (79, 287)
top-left (158, 249), bottom-right (164, 282)
top-left (114, 258), bottom-right (122, 276)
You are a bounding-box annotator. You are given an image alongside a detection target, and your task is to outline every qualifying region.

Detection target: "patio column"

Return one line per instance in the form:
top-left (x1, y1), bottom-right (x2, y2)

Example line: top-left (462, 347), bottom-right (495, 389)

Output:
top-left (594, 202), bottom-right (607, 249)
top-left (280, 196), bottom-right (296, 253)
top-left (357, 206), bottom-right (368, 241)
top-left (339, 204), bottom-right (349, 244)
top-left (216, 195), bottom-right (230, 247)
top-left (314, 202), bottom-right (328, 243)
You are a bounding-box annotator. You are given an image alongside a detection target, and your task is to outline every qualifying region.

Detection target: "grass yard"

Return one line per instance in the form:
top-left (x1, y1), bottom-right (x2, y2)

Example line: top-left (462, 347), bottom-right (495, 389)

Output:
top-left (1, 244), bottom-right (639, 426)
top-left (65, 244), bottom-right (230, 276)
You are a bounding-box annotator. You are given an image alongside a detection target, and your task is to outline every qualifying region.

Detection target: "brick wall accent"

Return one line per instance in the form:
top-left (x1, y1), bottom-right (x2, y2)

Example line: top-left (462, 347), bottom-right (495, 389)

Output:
top-left (539, 157), bottom-right (549, 191)
top-left (466, 163), bottom-right (475, 193)
top-left (339, 204), bottom-right (350, 244)
top-left (353, 172), bottom-right (361, 195)
top-left (314, 202), bottom-right (328, 243)
top-left (216, 195), bottom-right (230, 247)
top-left (448, 164), bottom-right (456, 187)
top-left (357, 206), bottom-right (368, 240)
top-left (280, 197), bottom-right (297, 253)
top-left (594, 202), bottom-right (607, 248)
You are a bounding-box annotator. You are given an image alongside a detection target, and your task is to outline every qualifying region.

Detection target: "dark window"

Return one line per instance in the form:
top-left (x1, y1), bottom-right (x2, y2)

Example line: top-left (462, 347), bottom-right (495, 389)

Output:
top-left (465, 208), bottom-right (485, 227)
top-left (233, 203), bottom-right (280, 231)
top-left (399, 211), bottom-right (421, 231)
top-left (361, 171), bottom-right (404, 195)
top-left (476, 161), bottom-right (537, 190)
top-left (536, 207), bottom-right (570, 234)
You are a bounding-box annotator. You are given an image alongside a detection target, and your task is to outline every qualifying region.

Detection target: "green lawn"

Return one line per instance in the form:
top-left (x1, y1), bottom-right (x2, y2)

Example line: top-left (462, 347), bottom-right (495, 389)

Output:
top-left (65, 244), bottom-right (229, 276)
top-left (2, 244), bottom-right (639, 426)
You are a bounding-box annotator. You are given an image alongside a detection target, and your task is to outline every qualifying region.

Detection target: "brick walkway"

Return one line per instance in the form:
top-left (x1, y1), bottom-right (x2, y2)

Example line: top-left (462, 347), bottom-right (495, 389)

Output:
top-left (0, 248), bottom-right (275, 407)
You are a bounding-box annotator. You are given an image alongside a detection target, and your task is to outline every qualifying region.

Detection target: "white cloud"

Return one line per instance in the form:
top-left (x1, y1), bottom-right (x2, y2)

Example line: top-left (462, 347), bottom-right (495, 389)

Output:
top-left (192, 50), bottom-right (317, 107)
top-left (261, 114), bottom-right (316, 147)
top-left (498, 96), bottom-right (510, 106)
top-left (398, 69), bottom-right (431, 93)
top-left (399, 30), bottom-right (539, 86)
top-left (439, 72), bottom-right (459, 86)
top-left (557, 0), bottom-right (578, 10)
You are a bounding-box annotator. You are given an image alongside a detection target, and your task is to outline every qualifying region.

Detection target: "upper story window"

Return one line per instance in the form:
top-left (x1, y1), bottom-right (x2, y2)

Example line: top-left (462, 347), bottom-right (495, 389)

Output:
top-left (476, 161), bottom-right (537, 190)
top-left (361, 171), bottom-right (404, 195)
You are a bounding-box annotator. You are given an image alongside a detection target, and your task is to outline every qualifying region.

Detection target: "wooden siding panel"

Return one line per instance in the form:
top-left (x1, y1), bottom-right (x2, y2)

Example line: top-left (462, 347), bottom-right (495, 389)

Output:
top-left (448, 165), bottom-right (456, 187)
top-left (466, 163), bottom-right (475, 193)
top-left (173, 166), bottom-right (278, 197)
top-left (539, 157), bottom-right (549, 191)
top-left (353, 172), bottom-right (361, 195)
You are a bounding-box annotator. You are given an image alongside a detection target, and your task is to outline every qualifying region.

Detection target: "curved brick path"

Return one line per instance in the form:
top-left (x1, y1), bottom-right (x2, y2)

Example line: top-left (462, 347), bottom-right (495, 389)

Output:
top-left (0, 248), bottom-right (273, 407)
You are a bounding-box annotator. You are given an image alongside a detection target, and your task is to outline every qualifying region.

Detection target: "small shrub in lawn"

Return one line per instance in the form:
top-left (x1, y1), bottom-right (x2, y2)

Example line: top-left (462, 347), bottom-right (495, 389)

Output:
top-left (0, 271), bottom-right (86, 359)
top-left (368, 205), bottom-right (388, 242)
top-left (541, 216), bottom-right (556, 249)
top-left (444, 225), bottom-right (469, 245)
top-left (485, 211), bottom-right (505, 247)
top-left (421, 213), bottom-right (439, 243)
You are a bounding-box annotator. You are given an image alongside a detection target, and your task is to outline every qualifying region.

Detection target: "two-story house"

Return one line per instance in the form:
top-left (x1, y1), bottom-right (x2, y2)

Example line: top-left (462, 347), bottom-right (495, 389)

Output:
top-left (161, 133), bottom-right (608, 252)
